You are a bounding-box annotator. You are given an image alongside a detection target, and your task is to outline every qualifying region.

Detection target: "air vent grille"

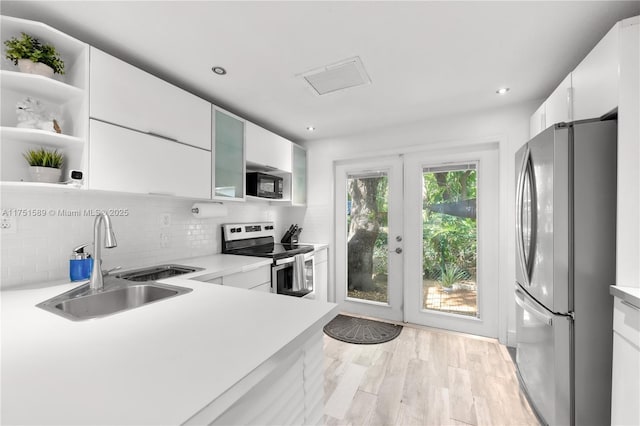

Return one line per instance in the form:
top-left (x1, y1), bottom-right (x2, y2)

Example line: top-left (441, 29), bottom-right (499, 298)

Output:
top-left (300, 56), bottom-right (371, 95)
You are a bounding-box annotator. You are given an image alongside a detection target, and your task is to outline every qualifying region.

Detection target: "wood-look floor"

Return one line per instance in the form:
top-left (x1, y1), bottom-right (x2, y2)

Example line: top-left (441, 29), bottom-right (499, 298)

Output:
top-left (323, 321), bottom-right (539, 426)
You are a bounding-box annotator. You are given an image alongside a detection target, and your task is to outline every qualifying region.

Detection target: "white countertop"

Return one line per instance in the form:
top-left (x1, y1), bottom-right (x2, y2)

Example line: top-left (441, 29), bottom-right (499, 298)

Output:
top-left (610, 285), bottom-right (640, 308)
top-left (1, 254), bottom-right (339, 425)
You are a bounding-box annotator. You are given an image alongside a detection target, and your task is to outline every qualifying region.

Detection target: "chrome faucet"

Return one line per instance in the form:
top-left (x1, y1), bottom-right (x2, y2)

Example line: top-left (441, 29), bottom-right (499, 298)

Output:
top-left (89, 211), bottom-right (117, 291)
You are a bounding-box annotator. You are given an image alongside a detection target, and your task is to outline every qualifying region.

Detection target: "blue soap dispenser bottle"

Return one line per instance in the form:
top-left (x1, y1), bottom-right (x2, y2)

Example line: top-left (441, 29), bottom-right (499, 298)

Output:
top-left (69, 244), bottom-right (93, 281)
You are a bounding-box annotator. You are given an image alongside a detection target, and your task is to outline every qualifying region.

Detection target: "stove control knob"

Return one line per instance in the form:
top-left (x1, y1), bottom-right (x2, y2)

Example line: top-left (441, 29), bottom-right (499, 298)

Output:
top-left (230, 228), bottom-right (236, 233)
top-left (235, 227), bottom-right (242, 233)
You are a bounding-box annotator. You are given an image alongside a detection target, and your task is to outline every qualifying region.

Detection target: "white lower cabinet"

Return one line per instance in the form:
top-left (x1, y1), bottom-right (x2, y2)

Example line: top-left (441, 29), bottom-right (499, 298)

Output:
top-left (209, 331), bottom-right (325, 426)
top-left (611, 295), bottom-right (640, 425)
top-left (314, 248), bottom-right (328, 302)
top-left (222, 265), bottom-right (271, 291)
top-left (88, 119), bottom-right (211, 198)
top-left (194, 264), bottom-right (271, 291)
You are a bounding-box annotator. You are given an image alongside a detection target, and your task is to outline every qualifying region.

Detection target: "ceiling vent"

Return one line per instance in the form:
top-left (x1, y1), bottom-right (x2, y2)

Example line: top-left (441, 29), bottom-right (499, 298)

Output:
top-left (300, 56), bottom-right (371, 96)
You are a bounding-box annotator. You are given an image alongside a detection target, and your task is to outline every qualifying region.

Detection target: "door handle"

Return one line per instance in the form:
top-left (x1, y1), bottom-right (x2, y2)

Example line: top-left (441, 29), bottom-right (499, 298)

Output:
top-left (515, 288), bottom-right (553, 326)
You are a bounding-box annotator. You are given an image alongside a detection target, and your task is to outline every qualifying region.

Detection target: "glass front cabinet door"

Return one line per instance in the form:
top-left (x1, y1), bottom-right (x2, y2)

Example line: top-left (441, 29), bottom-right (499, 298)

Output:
top-left (213, 108), bottom-right (245, 200)
top-left (292, 144), bottom-right (307, 205)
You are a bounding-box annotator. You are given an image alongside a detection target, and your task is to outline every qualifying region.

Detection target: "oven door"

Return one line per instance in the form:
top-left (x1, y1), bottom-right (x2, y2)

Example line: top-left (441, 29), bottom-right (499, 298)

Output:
top-left (272, 254), bottom-right (314, 297)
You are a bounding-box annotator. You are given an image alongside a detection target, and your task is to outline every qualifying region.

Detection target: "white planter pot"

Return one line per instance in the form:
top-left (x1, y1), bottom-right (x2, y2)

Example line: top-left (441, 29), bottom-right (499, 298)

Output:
top-left (17, 59), bottom-right (54, 78)
top-left (28, 166), bottom-right (61, 183)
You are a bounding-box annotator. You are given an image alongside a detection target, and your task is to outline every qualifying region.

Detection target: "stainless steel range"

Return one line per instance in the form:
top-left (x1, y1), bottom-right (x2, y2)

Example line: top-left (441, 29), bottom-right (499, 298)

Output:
top-left (221, 222), bottom-right (315, 297)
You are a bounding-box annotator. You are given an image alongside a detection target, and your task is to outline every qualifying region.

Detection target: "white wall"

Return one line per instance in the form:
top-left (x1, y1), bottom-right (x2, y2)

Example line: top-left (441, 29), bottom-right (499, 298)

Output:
top-left (296, 100), bottom-right (539, 345)
top-left (0, 188), bottom-right (290, 290)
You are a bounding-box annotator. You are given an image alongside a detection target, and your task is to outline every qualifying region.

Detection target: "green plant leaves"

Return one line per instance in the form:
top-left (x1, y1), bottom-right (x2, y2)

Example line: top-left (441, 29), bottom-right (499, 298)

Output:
top-left (4, 32), bottom-right (65, 74)
top-left (22, 147), bottom-right (63, 168)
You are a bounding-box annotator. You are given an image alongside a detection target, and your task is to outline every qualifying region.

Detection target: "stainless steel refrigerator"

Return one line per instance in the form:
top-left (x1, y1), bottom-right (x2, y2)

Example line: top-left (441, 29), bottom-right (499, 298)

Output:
top-left (515, 118), bottom-right (617, 426)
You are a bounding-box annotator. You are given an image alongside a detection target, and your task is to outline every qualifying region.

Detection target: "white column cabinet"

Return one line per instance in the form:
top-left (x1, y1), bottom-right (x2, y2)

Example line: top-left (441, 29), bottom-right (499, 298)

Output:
top-left (545, 74), bottom-right (573, 127)
top-left (89, 47), bottom-right (211, 151)
top-left (529, 103), bottom-right (546, 139)
top-left (616, 17), bottom-right (640, 286)
top-left (572, 24), bottom-right (620, 121)
top-left (88, 119), bottom-right (211, 199)
top-left (245, 121), bottom-right (293, 173)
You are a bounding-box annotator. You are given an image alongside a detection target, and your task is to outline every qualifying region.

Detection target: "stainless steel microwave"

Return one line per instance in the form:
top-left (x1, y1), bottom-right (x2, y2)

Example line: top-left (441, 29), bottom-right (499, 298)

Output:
top-left (246, 172), bottom-right (283, 199)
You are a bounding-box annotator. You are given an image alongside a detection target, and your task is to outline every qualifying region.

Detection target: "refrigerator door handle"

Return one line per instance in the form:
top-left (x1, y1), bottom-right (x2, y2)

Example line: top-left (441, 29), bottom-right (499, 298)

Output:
top-left (515, 288), bottom-right (553, 326)
top-left (516, 146), bottom-right (537, 286)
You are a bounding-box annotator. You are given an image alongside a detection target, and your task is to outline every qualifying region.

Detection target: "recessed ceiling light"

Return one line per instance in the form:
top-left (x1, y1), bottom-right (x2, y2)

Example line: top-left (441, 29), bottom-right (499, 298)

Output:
top-left (496, 87), bottom-right (510, 95)
top-left (306, 126), bottom-right (315, 132)
top-left (212, 66), bottom-right (227, 75)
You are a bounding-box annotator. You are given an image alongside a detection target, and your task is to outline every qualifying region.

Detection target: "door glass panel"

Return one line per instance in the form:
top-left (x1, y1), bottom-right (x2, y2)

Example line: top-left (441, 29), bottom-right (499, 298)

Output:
top-left (215, 110), bottom-right (244, 198)
top-left (422, 164), bottom-right (478, 317)
top-left (346, 172), bottom-right (389, 304)
top-left (292, 145), bottom-right (307, 204)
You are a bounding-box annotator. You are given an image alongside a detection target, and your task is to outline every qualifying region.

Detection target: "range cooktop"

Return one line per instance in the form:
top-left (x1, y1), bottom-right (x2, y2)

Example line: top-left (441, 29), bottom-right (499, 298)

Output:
top-left (230, 243), bottom-right (314, 260)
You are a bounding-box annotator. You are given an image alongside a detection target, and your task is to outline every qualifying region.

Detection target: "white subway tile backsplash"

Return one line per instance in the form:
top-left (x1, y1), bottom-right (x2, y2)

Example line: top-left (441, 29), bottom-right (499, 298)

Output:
top-left (1, 188), bottom-right (285, 289)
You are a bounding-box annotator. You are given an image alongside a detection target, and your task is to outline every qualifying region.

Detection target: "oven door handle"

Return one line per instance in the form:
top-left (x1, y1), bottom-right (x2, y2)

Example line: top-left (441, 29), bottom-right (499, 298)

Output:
top-left (275, 253), bottom-right (314, 266)
top-left (275, 257), bottom-right (296, 266)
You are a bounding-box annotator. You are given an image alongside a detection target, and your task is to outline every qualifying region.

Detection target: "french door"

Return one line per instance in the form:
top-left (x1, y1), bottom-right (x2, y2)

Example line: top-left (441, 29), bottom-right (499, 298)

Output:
top-left (334, 148), bottom-right (499, 338)
top-left (334, 157), bottom-right (404, 321)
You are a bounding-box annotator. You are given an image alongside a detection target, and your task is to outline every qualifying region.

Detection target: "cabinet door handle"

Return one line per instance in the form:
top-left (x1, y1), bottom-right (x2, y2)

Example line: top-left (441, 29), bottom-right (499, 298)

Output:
top-left (148, 191), bottom-right (176, 197)
top-left (621, 300), bottom-right (640, 311)
top-left (147, 131), bottom-right (179, 143)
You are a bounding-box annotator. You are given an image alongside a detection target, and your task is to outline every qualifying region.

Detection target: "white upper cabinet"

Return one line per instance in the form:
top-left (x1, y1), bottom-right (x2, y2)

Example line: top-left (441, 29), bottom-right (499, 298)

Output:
top-left (89, 47), bottom-right (211, 151)
top-left (89, 119), bottom-right (211, 199)
top-left (245, 121), bottom-right (292, 173)
top-left (572, 23), bottom-right (620, 121)
top-left (545, 74), bottom-right (573, 127)
top-left (529, 103), bottom-right (546, 139)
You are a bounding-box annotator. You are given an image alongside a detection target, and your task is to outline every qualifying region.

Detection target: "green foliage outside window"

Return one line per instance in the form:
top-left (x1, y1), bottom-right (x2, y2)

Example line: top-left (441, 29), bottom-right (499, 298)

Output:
top-left (423, 170), bottom-right (477, 281)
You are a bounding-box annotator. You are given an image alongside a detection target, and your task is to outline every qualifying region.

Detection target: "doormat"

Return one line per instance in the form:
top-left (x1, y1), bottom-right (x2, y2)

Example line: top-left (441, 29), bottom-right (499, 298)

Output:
top-left (323, 314), bottom-right (402, 345)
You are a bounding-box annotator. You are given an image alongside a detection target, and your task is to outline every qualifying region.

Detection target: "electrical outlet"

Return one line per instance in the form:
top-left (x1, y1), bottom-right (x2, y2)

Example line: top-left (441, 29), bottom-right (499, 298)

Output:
top-left (160, 233), bottom-right (170, 248)
top-left (1, 216), bottom-right (16, 234)
top-left (159, 213), bottom-right (171, 228)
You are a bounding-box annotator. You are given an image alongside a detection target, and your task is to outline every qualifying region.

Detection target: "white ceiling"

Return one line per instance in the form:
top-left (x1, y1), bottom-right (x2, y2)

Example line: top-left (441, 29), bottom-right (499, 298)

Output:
top-left (2, 1), bottom-right (638, 142)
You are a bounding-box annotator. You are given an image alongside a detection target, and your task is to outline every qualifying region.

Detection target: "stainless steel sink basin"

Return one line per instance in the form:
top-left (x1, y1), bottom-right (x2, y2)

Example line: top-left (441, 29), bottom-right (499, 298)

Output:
top-left (115, 264), bottom-right (204, 282)
top-left (37, 278), bottom-right (192, 321)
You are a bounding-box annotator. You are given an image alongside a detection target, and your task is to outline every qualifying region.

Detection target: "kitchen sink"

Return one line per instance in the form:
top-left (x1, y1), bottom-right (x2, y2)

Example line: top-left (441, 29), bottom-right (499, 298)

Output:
top-left (115, 264), bottom-right (204, 282)
top-left (36, 278), bottom-right (192, 321)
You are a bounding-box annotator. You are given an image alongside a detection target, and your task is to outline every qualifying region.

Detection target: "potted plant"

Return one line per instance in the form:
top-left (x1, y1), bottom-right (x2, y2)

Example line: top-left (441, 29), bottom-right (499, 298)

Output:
top-left (438, 264), bottom-right (467, 292)
top-left (23, 147), bottom-right (64, 183)
top-left (4, 32), bottom-right (65, 78)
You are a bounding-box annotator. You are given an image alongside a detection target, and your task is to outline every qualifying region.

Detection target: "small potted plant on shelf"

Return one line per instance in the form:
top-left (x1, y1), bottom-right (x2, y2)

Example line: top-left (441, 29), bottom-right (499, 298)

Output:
top-left (23, 147), bottom-right (64, 183)
top-left (4, 32), bottom-right (65, 78)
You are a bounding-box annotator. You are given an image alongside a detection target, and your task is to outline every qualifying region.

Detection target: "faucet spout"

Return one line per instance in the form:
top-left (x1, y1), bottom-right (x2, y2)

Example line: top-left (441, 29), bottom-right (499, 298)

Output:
top-left (89, 211), bottom-right (118, 291)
